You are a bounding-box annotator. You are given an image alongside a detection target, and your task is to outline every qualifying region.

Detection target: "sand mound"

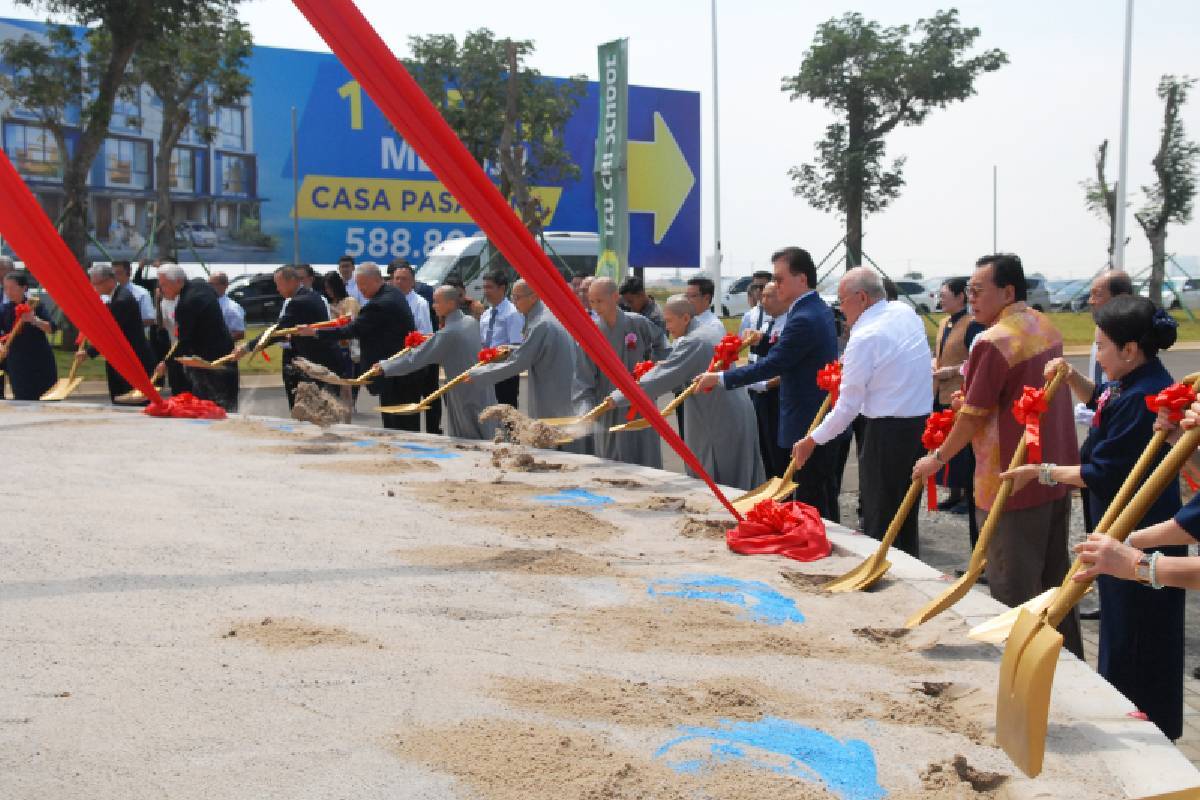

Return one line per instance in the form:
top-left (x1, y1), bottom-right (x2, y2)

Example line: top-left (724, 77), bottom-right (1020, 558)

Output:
top-left (212, 418), bottom-right (308, 440)
top-left (780, 571), bottom-right (838, 591)
top-left (290, 356), bottom-right (347, 385)
top-left (493, 506), bottom-right (620, 542)
top-left (481, 404), bottom-right (565, 449)
top-left (679, 517), bottom-right (730, 539)
top-left (395, 545), bottom-right (615, 577)
top-left (594, 477), bottom-right (649, 490)
top-left (491, 445), bottom-right (572, 472)
top-left (300, 458), bottom-right (429, 475)
top-left (624, 495), bottom-right (712, 513)
top-left (920, 756), bottom-right (1008, 795)
top-left (392, 719), bottom-right (838, 800)
top-left (221, 616), bottom-right (377, 650)
top-left (291, 381), bottom-right (348, 427)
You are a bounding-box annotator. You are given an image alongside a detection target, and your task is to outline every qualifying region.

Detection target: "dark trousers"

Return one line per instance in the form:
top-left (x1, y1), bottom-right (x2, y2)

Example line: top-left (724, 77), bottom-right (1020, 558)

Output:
top-left (379, 375), bottom-right (420, 431)
top-left (494, 374), bottom-right (520, 409)
top-left (422, 365), bottom-right (442, 434)
top-left (190, 365), bottom-right (239, 413)
top-left (752, 387), bottom-right (789, 478)
top-left (985, 494), bottom-right (1084, 660)
top-left (791, 433), bottom-right (845, 525)
top-left (859, 415), bottom-right (926, 559)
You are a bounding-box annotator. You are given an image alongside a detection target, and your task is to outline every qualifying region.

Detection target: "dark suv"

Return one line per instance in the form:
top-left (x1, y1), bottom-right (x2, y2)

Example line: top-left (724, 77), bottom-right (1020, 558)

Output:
top-left (228, 273), bottom-right (285, 325)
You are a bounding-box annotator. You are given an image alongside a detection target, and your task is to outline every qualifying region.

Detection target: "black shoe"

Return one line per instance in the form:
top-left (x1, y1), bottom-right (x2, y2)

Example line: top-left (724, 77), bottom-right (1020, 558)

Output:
top-left (937, 494), bottom-right (963, 511)
top-left (947, 503), bottom-right (969, 515)
top-left (1079, 608), bottom-right (1101, 621)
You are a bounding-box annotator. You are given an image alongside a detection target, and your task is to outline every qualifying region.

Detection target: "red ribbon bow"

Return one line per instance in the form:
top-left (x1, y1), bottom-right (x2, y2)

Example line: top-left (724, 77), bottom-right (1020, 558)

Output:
top-left (921, 409), bottom-right (957, 510)
top-left (405, 331), bottom-right (431, 349)
top-left (144, 392), bottom-right (227, 420)
top-left (709, 334), bottom-right (743, 372)
top-left (1145, 382), bottom-right (1196, 423)
top-left (626, 360), bottom-right (657, 420)
top-left (816, 360), bottom-right (842, 406)
top-left (13, 302), bottom-right (31, 318)
top-left (477, 347), bottom-right (504, 364)
top-left (1012, 386), bottom-right (1049, 464)
top-left (725, 498), bottom-right (831, 562)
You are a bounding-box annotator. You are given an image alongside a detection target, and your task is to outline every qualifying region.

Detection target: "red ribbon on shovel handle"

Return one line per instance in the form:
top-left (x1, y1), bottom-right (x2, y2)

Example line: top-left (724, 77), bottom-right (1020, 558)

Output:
top-left (921, 409), bottom-right (956, 512)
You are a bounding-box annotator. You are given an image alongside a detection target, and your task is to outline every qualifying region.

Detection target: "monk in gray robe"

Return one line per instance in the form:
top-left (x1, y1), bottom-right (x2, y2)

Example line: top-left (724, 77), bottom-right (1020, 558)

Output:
top-left (467, 280), bottom-right (574, 419)
top-left (573, 277), bottom-right (669, 468)
top-left (379, 285), bottom-right (495, 440)
top-left (607, 294), bottom-right (765, 491)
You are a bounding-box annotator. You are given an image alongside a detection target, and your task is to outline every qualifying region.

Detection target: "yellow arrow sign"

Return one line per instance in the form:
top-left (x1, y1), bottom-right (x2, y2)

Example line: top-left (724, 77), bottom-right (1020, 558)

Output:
top-left (628, 112), bottom-right (695, 244)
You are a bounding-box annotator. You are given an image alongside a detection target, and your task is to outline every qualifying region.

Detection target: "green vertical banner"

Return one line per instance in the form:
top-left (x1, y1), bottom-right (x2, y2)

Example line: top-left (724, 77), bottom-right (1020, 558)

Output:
top-left (594, 38), bottom-right (629, 280)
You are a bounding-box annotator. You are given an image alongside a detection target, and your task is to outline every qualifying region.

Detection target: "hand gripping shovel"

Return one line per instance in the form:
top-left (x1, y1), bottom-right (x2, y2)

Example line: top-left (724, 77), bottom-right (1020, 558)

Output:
top-left (905, 362), bottom-right (1070, 628)
top-left (996, 417), bottom-right (1200, 777)
top-left (540, 400), bottom-right (613, 429)
top-left (608, 381), bottom-right (695, 433)
top-left (378, 348), bottom-right (509, 415)
top-left (968, 370), bottom-right (1200, 644)
top-left (730, 393), bottom-right (833, 515)
top-left (40, 338), bottom-right (89, 402)
top-left (114, 342), bottom-right (179, 404)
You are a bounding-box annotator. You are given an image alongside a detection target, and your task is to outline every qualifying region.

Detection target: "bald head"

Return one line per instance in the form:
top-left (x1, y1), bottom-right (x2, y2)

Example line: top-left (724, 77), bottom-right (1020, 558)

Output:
top-left (432, 283), bottom-right (460, 318)
top-left (1090, 269), bottom-right (1133, 309)
top-left (662, 293), bottom-right (694, 339)
top-left (588, 276), bottom-right (619, 322)
top-left (354, 261), bottom-right (385, 299)
top-left (761, 281), bottom-right (787, 318)
top-left (510, 279), bottom-right (537, 315)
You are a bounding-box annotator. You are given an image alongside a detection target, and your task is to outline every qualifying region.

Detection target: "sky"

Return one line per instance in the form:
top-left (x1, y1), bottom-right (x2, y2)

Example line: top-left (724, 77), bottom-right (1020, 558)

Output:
top-left (0, 0), bottom-right (1197, 280)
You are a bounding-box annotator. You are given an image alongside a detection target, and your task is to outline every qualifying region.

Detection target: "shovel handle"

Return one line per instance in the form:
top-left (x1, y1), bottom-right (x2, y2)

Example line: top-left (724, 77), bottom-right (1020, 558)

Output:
top-left (423, 361), bottom-right (484, 404)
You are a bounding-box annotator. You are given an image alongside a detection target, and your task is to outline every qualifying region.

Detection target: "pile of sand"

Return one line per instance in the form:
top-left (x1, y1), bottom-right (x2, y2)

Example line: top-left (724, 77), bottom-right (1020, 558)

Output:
top-left (291, 381), bottom-right (349, 427)
top-left (490, 445), bottom-right (571, 473)
top-left (493, 506), bottom-right (620, 542)
top-left (920, 756), bottom-right (1008, 796)
top-left (221, 616), bottom-right (378, 650)
top-left (480, 404), bottom-right (566, 449)
top-left (290, 356), bottom-right (350, 386)
top-left (394, 545), bottom-right (616, 577)
top-left (679, 517), bottom-right (730, 539)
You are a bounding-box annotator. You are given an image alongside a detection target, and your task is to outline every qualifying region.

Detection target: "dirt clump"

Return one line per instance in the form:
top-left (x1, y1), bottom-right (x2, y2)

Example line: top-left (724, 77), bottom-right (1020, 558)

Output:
top-left (780, 572), bottom-right (837, 592)
top-left (593, 477), bottom-right (648, 490)
top-left (920, 756), bottom-right (1008, 795)
top-left (853, 626), bottom-right (910, 645)
top-left (491, 445), bottom-right (570, 473)
top-left (221, 616), bottom-right (378, 650)
top-left (481, 404), bottom-right (566, 449)
top-left (290, 356), bottom-right (349, 385)
top-left (291, 381), bottom-right (349, 427)
top-left (494, 506), bottom-right (620, 542)
top-left (395, 545), bottom-right (615, 577)
top-left (679, 517), bottom-right (730, 540)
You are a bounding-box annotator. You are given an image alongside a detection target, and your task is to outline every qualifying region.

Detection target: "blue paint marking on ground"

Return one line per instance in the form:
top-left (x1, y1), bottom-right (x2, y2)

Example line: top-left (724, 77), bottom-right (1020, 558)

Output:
top-left (646, 575), bottom-right (804, 625)
top-left (350, 440), bottom-right (374, 447)
top-left (393, 443), bottom-right (460, 460)
top-left (531, 488), bottom-right (614, 507)
top-left (269, 423), bottom-right (295, 433)
top-left (654, 717), bottom-right (886, 800)
top-left (186, 419), bottom-right (214, 426)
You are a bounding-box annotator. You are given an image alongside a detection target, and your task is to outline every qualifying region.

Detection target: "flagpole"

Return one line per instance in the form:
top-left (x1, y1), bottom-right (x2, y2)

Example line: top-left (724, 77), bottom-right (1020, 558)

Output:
top-left (709, 0), bottom-right (722, 311)
top-left (1113, 0), bottom-right (1134, 270)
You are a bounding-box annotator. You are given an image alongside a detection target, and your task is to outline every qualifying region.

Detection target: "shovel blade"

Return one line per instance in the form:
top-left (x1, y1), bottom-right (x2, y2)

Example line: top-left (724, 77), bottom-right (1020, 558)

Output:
top-left (905, 563), bottom-right (985, 628)
top-left (609, 418), bottom-right (650, 433)
top-left (378, 403), bottom-right (428, 415)
top-left (825, 558), bottom-right (892, 593)
top-left (540, 415), bottom-right (583, 427)
top-left (39, 376), bottom-right (84, 402)
top-left (996, 608), bottom-right (1062, 778)
top-left (769, 479), bottom-right (798, 501)
top-left (731, 478), bottom-right (781, 514)
top-left (968, 587), bottom-right (1058, 644)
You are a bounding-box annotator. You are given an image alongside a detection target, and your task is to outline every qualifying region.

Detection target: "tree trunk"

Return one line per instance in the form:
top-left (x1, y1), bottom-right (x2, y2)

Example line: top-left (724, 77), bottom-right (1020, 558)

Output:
top-left (844, 90), bottom-right (865, 268)
top-left (1149, 230), bottom-right (1167, 308)
top-left (155, 105), bottom-right (184, 261)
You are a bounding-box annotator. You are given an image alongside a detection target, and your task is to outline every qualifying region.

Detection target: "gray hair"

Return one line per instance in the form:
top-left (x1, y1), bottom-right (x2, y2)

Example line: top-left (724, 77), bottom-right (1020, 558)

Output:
top-left (355, 261), bottom-right (382, 280)
top-left (88, 263), bottom-right (116, 281)
top-left (663, 293), bottom-right (693, 317)
top-left (434, 284), bottom-right (461, 303)
top-left (843, 266), bottom-right (886, 301)
top-left (0, 256), bottom-right (14, 270)
top-left (157, 264), bottom-right (187, 284)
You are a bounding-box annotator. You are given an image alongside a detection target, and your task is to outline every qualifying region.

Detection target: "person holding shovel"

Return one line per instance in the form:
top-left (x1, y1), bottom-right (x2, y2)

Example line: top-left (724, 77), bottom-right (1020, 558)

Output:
top-left (0, 271), bottom-right (56, 400)
top-left (77, 264), bottom-right (156, 404)
top-left (1000, 295), bottom-right (1184, 741)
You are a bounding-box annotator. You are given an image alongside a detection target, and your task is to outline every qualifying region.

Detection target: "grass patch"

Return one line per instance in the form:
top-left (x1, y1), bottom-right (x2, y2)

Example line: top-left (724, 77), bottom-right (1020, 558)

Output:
top-left (49, 324), bottom-right (284, 380)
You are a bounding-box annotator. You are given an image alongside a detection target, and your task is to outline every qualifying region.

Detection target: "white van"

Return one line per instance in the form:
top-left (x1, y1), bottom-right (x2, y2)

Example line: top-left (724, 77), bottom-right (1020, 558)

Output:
top-left (416, 231), bottom-right (599, 298)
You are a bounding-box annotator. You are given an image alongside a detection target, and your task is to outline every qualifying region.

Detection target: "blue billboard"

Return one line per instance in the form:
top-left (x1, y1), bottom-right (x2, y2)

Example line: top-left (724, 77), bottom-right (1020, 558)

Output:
top-left (0, 18), bottom-right (701, 268)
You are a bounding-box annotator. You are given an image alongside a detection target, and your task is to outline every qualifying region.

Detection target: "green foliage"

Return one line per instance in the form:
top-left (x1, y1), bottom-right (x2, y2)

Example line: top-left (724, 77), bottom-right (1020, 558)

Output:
top-left (406, 29), bottom-right (585, 197)
top-left (1140, 75), bottom-right (1199, 233)
top-left (782, 8), bottom-right (1007, 261)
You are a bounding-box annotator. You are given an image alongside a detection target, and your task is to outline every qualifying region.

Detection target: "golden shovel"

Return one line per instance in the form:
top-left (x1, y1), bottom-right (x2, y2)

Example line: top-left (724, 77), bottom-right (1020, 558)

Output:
top-left (968, 369), bottom-right (1200, 644)
top-left (996, 419), bottom-right (1200, 777)
top-left (540, 400), bottom-right (614, 429)
top-left (40, 339), bottom-right (90, 402)
top-left (825, 475), bottom-right (925, 593)
top-left (609, 382), bottom-right (695, 433)
top-left (905, 362), bottom-right (1070, 629)
top-left (730, 393), bottom-right (833, 515)
top-left (379, 350), bottom-right (508, 415)
top-left (176, 351), bottom-right (240, 370)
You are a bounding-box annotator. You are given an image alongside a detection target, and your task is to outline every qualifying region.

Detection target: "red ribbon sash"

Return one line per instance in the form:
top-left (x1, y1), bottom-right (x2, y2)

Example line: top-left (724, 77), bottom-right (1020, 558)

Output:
top-left (1012, 386), bottom-right (1049, 464)
top-left (816, 361), bottom-right (842, 406)
top-left (1145, 382), bottom-right (1196, 423)
top-left (921, 409), bottom-right (956, 511)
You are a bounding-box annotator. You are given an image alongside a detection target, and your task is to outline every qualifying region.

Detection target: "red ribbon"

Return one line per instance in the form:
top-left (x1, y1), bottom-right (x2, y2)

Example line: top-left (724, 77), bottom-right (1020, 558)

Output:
top-left (144, 392), bottom-right (227, 420)
top-left (725, 499), bottom-right (831, 562)
top-left (313, 314), bottom-right (352, 330)
top-left (626, 360), bottom-right (657, 420)
top-left (1, 302), bottom-right (33, 344)
top-left (1012, 385), bottom-right (1049, 464)
top-left (1183, 467), bottom-right (1200, 493)
top-left (477, 347), bottom-right (504, 364)
top-left (816, 360), bottom-right (842, 406)
top-left (290, 0), bottom-right (743, 520)
top-left (12, 302), bottom-right (31, 319)
top-left (1145, 382), bottom-right (1197, 423)
top-left (921, 409), bottom-right (957, 511)
top-left (404, 331), bottom-right (431, 349)
top-left (709, 334), bottom-right (743, 371)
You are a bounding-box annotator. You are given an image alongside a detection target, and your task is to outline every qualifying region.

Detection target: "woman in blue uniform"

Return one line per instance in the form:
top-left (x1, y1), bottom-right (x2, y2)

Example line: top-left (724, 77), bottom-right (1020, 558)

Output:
top-left (0, 272), bottom-right (57, 400)
top-left (1003, 294), bottom-right (1185, 741)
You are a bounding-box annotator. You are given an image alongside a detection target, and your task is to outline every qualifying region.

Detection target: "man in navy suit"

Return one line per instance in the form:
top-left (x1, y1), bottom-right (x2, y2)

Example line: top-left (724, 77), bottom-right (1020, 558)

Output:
top-left (696, 246), bottom-right (843, 521)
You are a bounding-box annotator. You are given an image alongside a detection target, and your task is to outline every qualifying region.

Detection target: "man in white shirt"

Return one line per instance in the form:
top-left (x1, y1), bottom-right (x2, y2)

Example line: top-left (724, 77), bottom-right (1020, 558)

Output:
top-left (791, 266), bottom-right (932, 556)
top-left (738, 270), bottom-right (772, 336)
top-left (391, 261), bottom-right (439, 433)
top-left (685, 275), bottom-right (726, 337)
top-left (113, 260), bottom-right (155, 327)
top-left (208, 271), bottom-right (246, 342)
top-left (746, 280), bottom-right (789, 476)
top-left (479, 270), bottom-right (524, 408)
top-left (338, 254), bottom-right (368, 305)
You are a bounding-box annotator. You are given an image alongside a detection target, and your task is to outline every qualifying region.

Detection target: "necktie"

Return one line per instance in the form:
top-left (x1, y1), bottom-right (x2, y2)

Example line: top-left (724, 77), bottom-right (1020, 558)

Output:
top-left (485, 308), bottom-right (497, 347)
top-left (755, 306), bottom-right (764, 329)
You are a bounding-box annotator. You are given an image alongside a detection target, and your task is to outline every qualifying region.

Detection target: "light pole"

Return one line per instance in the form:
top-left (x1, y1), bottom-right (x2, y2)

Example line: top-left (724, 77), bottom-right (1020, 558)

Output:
top-left (709, 0), bottom-right (722, 311)
top-left (1113, 0), bottom-right (1134, 270)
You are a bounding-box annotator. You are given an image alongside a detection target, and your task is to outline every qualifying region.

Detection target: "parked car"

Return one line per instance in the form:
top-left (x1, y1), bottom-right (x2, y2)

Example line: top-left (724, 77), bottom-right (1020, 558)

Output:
top-left (891, 279), bottom-right (933, 312)
top-left (417, 231), bottom-right (597, 300)
top-left (1024, 275), bottom-right (1052, 312)
top-left (174, 221), bottom-right (219, 249)
top-left (226, 273), bottom-right (284, 325)
top-left (720, 275), bottom-right (755, 317)
top-left (1048, 279), bottom-right (1089, 312)
top-left (1138, 279), bottom-right (1189, 310)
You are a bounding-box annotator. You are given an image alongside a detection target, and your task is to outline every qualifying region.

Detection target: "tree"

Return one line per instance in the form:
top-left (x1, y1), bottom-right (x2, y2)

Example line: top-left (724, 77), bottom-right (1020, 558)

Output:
top-left (128, 7), bottom-right (251, 259)
top-left (0, 0), bottom-right (240, 268)
top-left (407, 29), bottom-right (585, 233)
top-left (1136, 75), bottom-right (1199, 307)
top-left (1082, 140), bottom-right (1122, 265)
top-left (782, 9), bottom-right (1007, 267)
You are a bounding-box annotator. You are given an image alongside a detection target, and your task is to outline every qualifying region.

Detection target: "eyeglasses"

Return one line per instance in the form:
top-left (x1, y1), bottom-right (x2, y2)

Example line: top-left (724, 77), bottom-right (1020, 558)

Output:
top-left (966, 284), bottom-right (989, 296)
